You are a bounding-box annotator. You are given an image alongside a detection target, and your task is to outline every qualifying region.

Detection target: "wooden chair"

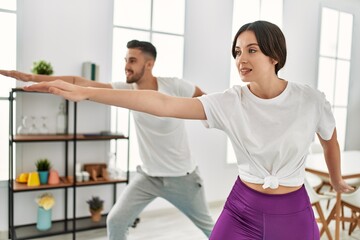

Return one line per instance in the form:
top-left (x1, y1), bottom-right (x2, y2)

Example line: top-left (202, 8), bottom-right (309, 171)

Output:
top-left (340, 187), bottom-right (360, 236)
top-left (304, 174), bottom-right (335, 240)
top-left (323, 187), bottom-right (360, 237)
top-left (308, 143), bottom-right (332, 194)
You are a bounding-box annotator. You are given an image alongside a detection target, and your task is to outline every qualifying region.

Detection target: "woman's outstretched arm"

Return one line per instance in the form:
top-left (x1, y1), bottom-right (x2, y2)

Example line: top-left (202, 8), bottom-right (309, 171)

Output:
top-left (24, 80), bottom-right (206, 120)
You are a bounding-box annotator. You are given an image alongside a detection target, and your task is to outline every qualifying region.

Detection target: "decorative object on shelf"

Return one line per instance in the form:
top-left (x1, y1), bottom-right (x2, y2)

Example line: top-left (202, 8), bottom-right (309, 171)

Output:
top-left (28, 116), bottom-right (38, 135)
top-left (75, 171), bottom-right (90, 182)
top-left (38, 116), bottom-right (49, 134)
top-left (16, 172), bottom-right (29, 183)
top-left (36, 193), bottom-right (55, 231)
top-left (35, 158), bottom-right (52, 184)
top-left (76, 172), bottom-right (83, 182)
top-left (84, 163), bottom-right (108, 181)
top-left (27, 172), bottom-right (40, 187)
top-left (86, 196), bottom-right (104, 222)
top-left (82, 61), bottom-right (99, 81)
top-left (82, 171), bottom-right (90, 181)
top-left (17, 115), bottom-right (31, 134)
top-left (107, 152), bottom-right (127, 180)
top-left (31, 60), bottom-right (54, 75)
top-left (56, 102), bottom-right (66, 134)
top-left (75, 163), bottom-right (82, 173)
top-left (107, 152), bottom-right (117, 179)
top-left (48, 170), bottom-right (60, 185)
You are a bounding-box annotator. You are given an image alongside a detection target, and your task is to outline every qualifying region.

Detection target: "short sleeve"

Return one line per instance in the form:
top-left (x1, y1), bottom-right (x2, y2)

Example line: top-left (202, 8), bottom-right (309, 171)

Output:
top-left (176, 78), bottom-right (196, 97)
top-left (198, 90), bottom-right (235, 130)
top-left (316, 96), bottom-right (336, 140)
top-left (197, 95), bottom-right (215, 128)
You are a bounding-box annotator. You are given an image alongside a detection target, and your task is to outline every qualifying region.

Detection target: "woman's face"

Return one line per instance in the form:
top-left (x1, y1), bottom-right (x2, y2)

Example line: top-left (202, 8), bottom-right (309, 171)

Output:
top-left (234, 30), bottom-right (277, 83)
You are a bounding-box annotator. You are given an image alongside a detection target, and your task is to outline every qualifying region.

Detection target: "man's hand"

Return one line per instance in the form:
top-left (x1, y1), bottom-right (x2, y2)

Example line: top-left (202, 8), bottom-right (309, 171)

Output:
top-left (0, 70), bottom-right (33, 82)
top-left (24, 80), bottom-right (89, 102)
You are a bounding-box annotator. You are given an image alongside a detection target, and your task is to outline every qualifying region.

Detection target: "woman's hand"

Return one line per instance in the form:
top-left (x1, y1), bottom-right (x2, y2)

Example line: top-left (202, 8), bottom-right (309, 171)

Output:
top-left (330, 178), bottom-right (354, 193)
top-left (24, 80), bottom-right (89, 102)
top-left (0, 70), bottom-right (33, 82)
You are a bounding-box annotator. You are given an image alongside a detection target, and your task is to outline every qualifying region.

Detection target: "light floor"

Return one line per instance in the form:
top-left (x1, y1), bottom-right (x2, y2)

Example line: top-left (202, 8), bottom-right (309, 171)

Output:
top-left (0, 203), bottom-right (360, 240)
top-left (6, 200), bottom-right (360, 240)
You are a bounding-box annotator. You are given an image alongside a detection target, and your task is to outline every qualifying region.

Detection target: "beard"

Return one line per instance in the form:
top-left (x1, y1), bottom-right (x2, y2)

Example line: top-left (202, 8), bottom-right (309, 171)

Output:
top-left (126, 66), bottom-right (145, 83)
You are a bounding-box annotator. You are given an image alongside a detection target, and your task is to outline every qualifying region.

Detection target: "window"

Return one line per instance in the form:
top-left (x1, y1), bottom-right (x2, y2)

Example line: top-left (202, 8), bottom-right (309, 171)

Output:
top-left (227, 0), bottom-right (283, 164)
top-left (0, 2), bottom-right (16, 180)
top-left (111, 0), bottom-right (185, 171)
top-left (317, 7), bottom-right (353, 150)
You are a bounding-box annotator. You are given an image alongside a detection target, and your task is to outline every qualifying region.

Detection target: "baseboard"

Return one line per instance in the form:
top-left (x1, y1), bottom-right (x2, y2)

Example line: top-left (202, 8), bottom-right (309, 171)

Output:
top-left (0, 231), bottom-right (9, 240)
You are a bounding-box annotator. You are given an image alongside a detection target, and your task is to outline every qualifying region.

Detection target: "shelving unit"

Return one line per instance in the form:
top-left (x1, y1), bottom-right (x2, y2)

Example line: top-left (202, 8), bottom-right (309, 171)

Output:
top-left (8, 88), bottom-right (130, 240)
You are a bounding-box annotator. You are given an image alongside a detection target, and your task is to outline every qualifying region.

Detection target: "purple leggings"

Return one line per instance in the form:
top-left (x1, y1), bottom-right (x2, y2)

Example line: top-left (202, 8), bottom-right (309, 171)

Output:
top-left (210, 177), bottom-right (319, 240)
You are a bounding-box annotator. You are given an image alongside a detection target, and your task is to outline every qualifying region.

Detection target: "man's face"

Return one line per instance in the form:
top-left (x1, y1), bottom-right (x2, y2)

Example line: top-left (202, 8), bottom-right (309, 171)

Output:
top-left (124, 48), bottom-right (147, 83)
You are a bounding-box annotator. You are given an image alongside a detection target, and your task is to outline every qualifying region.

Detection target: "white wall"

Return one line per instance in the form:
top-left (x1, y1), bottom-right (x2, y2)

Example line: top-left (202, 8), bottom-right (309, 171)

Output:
top-left (281, 0), bottom-right (360, 150)
top-left (183, 0), bottom-right (238, 202)
top-left (1, 0), bottom-right (360, 232)
top-left (1, 0), bottom-right (116, 230)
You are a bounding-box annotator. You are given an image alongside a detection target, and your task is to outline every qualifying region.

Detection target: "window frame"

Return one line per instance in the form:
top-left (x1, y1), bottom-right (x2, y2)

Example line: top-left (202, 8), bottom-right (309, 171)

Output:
top-left (111, 0), bottom-right (186, 171)
top-left (316, 7), bottom-right (353, 150)
top-left (0, 5), bottom-right (17, 181)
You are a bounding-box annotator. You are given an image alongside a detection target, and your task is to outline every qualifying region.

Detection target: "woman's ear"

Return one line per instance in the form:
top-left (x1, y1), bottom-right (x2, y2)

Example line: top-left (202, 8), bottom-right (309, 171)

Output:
top-left (271, 59), bottom-right (278, 65)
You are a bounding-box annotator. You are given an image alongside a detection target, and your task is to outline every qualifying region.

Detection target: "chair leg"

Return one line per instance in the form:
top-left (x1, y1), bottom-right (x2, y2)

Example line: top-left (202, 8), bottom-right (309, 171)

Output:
top-left (342, 205), bottom-right (345, 230)
top-left (320, 204), bottom-right (337, 236)
top-left (315, 202), bottom-right (333, 240)
top-left (316, 182), bottom-right (325, 194)
top-left (348, 211), bottom-right (358, 236)
top-left (326, 186), bottom-right (334, 210)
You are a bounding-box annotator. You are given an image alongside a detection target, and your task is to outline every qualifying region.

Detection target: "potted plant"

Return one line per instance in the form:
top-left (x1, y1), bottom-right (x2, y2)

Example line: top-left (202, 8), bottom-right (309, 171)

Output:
top-left (86, 196), bottom-right (104, 222)
top-left (35, 158), bottom-right (52, 184)
top-left (31, 60), bottom-right (54, 75)
top-left (35, 193), bottom-right (55, 231)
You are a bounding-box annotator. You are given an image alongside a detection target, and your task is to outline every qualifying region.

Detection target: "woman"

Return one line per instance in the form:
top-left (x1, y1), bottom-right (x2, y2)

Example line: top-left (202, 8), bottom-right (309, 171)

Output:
top-left (24, 21), bottom-right (353, 239)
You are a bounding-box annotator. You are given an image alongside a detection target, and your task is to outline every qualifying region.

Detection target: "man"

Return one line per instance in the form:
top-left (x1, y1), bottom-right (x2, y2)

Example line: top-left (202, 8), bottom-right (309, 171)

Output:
top-left (0, 40), bottom-right (214, 240)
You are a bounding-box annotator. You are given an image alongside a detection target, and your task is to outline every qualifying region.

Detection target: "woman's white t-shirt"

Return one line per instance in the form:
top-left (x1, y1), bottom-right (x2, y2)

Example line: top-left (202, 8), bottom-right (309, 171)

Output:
top-left (112, 77), bottom-right (197, 177)
top-left (198, 82), bottom-right (335, 189)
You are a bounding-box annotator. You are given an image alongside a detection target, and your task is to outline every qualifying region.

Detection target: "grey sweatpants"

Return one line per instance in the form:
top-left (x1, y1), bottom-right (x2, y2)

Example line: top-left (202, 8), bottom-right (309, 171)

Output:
top-left (106, 166), bottom-right (214, 240)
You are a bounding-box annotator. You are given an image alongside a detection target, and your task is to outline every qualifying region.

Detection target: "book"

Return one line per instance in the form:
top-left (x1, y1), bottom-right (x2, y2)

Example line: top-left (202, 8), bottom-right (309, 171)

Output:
top-left (82, 61), bottom-right (99, 81)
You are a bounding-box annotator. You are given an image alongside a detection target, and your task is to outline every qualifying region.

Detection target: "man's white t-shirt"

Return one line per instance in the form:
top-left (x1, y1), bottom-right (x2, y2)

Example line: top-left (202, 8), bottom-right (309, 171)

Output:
top-left (112, 77), bottom-right (197, 177)
top-left (198, 82), bottom-right (335, 189)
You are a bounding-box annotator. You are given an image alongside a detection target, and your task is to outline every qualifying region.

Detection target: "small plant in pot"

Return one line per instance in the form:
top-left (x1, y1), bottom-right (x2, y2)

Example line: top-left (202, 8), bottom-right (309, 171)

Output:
top-left (31, 60), bottom-right (54, 75)
top-left (35, 158), bottom-right (52, 185)
top-left (86, 196), bottom-right (104, 222)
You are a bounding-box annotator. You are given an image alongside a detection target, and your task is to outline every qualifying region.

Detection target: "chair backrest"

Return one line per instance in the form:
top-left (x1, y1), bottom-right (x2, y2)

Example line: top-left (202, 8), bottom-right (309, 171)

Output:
top-left (304, 176), bottom-right (321, 204)
top-left (342, 187), bottom-right (360, 208)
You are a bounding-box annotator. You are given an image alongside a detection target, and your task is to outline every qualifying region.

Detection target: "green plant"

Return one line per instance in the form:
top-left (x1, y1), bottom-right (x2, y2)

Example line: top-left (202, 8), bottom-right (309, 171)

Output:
top-left (31, 60), bottom-right (54, 75)
top-left (35, 158), bottom-right (51, 171)
top-left (86, 196), bottom-right (104, 211)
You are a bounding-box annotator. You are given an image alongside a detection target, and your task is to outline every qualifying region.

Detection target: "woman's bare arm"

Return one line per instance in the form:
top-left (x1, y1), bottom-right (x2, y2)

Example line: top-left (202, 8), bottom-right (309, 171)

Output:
top-left (318, 129), bottom-right (354, 193)
top-left (24, 80), bottom-right (207, 120)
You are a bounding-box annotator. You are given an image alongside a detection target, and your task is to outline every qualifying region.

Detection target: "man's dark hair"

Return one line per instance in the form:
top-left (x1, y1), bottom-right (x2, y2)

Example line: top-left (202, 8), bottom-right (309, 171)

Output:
top-left (127, 40), bottom-right (157, 60)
